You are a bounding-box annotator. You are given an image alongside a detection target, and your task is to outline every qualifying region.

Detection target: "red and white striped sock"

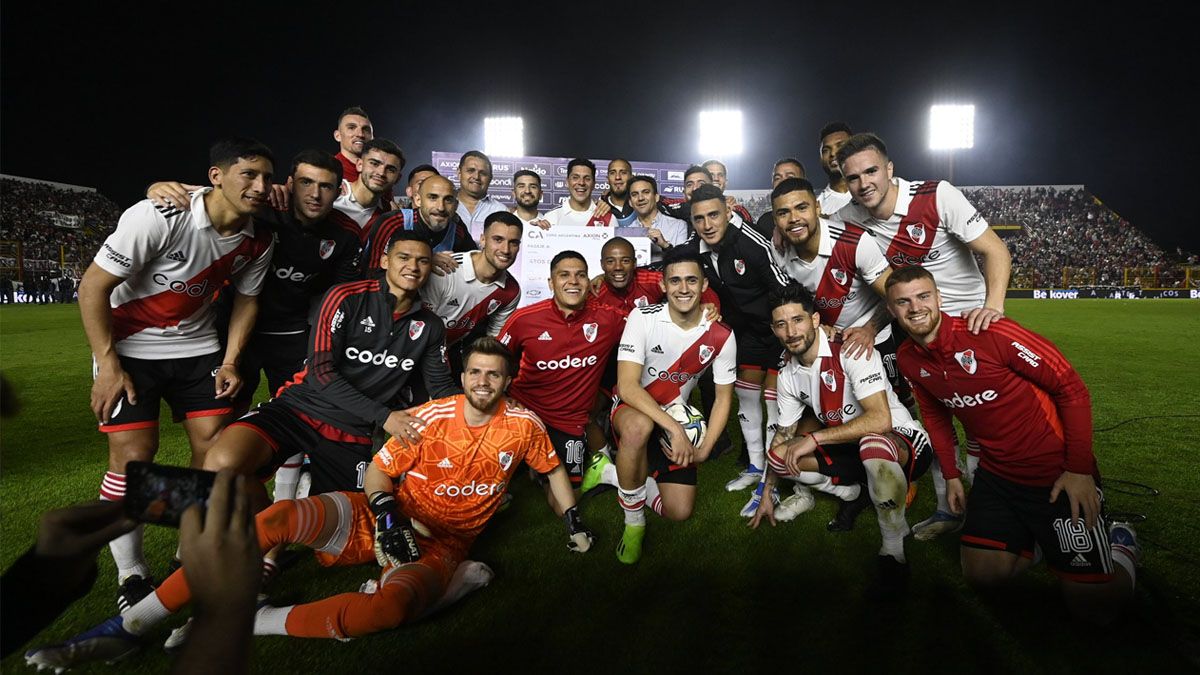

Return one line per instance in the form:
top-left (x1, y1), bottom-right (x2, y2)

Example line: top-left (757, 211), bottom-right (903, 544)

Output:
top-left (100, 471), bottom-right (150, 581)
top-left (618, 485), bottom-right (647, 526)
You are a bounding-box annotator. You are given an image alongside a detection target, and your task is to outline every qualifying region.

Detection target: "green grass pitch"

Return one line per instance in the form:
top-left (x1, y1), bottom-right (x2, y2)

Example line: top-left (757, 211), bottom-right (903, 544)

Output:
top-left (2, 300), bottom-right (1198, 672)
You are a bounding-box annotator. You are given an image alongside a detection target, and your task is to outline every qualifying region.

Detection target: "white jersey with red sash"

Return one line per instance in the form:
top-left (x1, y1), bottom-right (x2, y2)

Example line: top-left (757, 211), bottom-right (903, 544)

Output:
top-left (776, 330), bottom-right (919, 432)
top-left (615, 304), bottom-right (737, 405)
top-left (420, 251), bottom-right (520, 346)
top-left (834, 178), bottom-right (989, 315)
top-left (772, 219), bottom-right (891, 341)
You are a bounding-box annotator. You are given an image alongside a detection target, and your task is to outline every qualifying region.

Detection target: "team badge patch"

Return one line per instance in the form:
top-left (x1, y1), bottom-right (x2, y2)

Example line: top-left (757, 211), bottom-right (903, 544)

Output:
top-left (733, 259), bottom-right (746, 275)
top-left (820, 369), bottom-right (838, 392)
top-left (830, 268), bottom-right (848, 285)
top-left (232, 254), bottom-right (250, 274)
top-left (498, 450), bottom-right (514, 471)
top-left (582, 323), bottom-right (598, 343)
top-left (409, 320), bottom-right (426, 340)
top-left (698, 344), bottom-right (714, 364)
top-left (954, 349), bottom-right (978, 375)
top-left (906, 223), bottom-right (926, 245)
top-left (319, 239), bottom-right (336, 260)
top-left (487, 299), bottom-right (500, 314)
top-left (634, 295), bottom-right (648, 307)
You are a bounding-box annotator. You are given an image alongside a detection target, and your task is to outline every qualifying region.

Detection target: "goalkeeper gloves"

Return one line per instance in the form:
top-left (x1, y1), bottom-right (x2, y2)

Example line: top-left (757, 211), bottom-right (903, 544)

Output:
top-left (368, 492), bottom-right (421, 567)
top-left (562, 505), bottom-right (594, 553)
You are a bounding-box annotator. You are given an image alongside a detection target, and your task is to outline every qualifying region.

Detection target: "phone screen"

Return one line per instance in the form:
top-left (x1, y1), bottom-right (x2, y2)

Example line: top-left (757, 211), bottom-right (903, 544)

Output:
top-left (123, 461), bottom-right (217, 527)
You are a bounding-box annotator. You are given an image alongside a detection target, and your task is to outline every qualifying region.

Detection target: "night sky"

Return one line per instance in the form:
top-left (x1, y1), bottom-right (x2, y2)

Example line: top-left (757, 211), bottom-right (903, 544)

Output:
top-left (2, 2), bottom-right (1193, 250)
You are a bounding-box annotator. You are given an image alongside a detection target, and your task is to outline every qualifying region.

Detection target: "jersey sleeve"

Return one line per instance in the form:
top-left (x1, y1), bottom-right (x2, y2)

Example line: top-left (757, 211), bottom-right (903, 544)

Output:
top-left (845, 350), bottom-right (889, 401)
top-left (523, 423), bottom-right (561, 475)
top-left (617, 309), bottom-right (649, 364)
top-left (94, 201), bottom-right (170, 278)
top-left (854, 231), bottom-right (890, 284)
top-left (334, 235), bottom-right (363, 283)
top-left (710, 329), bottom-right (737, 386)
top-left (496, 311), bottom-right (524, 362)
top-left (232, 235), bottom-right (272, 296)
top-left (452, 219), bottom-right (477, 252)
top-left (372, 435), bottom-right (421, 479)
top-left (746, 229), bottom-right (793, 292)
top-left (902, 359), bottom-right (962, 480)
top-left (307, 287), bottom-right (392, 427)
top-left (989, 320), bottom-right (1095, 475)
top-left (775, 369), bottom-right (806, 428)
top-left (937, 181), bottom-right (990, 244)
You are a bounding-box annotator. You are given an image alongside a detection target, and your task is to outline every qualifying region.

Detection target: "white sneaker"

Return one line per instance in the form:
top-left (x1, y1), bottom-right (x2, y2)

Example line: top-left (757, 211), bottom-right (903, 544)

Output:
top-left (774, 485), bottom-right (816, 522)
top-left (296, 470), bottom-right (312, 500)
top-left (725, 468), bottom-right (763, 492)
top-left (162, 619), bottom-right (192, 653)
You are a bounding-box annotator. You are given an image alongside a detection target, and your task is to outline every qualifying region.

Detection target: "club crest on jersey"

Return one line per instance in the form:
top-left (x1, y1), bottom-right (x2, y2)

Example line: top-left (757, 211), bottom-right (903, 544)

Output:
top-left (699, 344), bottom-right (714, 364)
top-left (318, 239), bottom-right (336, 260)
top-left (906, 223), bottom-right (927, 245)
top-left (232, 254), bottom-right (250, 274)
top-left (498, 450), bottom-right (514, 471)
top-left (409, 320), bottom-right (426, 340)
top-left (634, 295), bottom-right (648, 307)
top-left (955, 349), bottom-right (978, 375)
top-left (486, 299), bottom-right (500, 314)
top-left (820, 369), bottom-right (838, 392)
top-left (582, 323), bottom-right (598, 343)
top-left (733, 259), bottom-right (746, 275)
top-left (830, 268), bottom-right (848, 285)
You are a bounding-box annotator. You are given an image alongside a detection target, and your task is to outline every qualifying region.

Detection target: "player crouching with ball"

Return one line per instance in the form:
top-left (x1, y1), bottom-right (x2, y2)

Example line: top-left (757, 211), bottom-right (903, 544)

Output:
top-left (580, 252), bottom-right (737, 564)
top-left (750, 284), bottom-right (933, 599)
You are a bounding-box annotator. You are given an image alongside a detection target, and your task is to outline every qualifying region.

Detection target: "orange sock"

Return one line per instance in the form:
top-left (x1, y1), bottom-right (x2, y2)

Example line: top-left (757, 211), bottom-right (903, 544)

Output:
top-left (155, 497), bottom-right (329, 612)
top-left (283, 563), bottom-right (443, 638)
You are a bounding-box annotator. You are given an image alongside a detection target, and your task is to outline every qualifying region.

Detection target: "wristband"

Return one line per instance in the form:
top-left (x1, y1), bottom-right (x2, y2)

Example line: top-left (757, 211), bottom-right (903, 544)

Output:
top-left (562, 506), bottom-right (586, 535)
top-left (368, 492), bottom-right (398, 519)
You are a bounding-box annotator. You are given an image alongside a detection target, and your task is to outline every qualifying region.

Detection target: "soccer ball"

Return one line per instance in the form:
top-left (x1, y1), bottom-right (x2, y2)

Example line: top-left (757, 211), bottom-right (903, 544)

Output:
top-left (661, 402), bottom-right (707, 450)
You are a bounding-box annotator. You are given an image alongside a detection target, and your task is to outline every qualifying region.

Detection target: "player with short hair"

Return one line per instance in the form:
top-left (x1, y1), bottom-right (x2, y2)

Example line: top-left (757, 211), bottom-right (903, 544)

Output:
top-left (400, 163), bottom-right (439, 209)
top-left (674, 184), bottom-right (793, 516)
top-left (585, 252), bottom-right (736, 563)
top-left (25, 339), bottom-right (594, 666)
top-left (600, 158), bottom-right (638, 225)
top-left (509, 169), bottom-right (553, 230)
top-left (332, 106), bottom-right (373, 183)
top-left (628, 175), bottom-right (689, 262)
top-left (364, 175), bottom-right (477, 275)
top-left (836, 132), bottom-right (1013, 538)
top-left (752, 284), bottom-right (932, 598)
top-left (81, 137), bottom-right (275, 608)
top-left (817, 122), bottom-right (853, 215)
top-left (331, 138), bottom-right (406, 245)
top-left (702, 159), bottom-right (755, 224)
top-left (456, 150), bottom-right (508, 241)
top-left (885, 267), bottom-right (1139, 622)
top-left (751, 157), bottom-right (807, 239)
top-left (497, 251), bottom-right (626, 492)
top-left (542, 158), bottom-right (617, 227)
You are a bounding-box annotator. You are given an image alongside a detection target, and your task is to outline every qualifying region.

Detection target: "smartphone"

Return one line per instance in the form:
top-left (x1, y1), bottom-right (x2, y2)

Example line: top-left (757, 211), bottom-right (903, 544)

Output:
top-left (124, 461), bottom-right (217, 527)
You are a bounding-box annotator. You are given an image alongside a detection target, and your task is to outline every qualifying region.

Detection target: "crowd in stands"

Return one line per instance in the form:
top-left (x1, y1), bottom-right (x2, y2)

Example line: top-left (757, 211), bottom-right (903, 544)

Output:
top-left (0, 177), bottom-right (119, 283)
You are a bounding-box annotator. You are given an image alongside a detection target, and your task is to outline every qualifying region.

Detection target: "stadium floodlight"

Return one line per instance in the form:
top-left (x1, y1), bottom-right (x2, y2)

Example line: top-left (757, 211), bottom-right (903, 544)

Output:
top-left (928, 104), bottom-right (975, 150)
top-left (484, 116), bottom-right (524, 157)
top-left (698, 110), bottom-right (743, 157)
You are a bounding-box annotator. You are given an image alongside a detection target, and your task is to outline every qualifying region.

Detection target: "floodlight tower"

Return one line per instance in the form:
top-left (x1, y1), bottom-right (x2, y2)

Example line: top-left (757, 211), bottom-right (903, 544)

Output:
top-left (484, 116), bottom-right (524, 157)
top-left (928, 104), bottom-right (974, 183)
top-left (698, 110), bottom-right (744, 157)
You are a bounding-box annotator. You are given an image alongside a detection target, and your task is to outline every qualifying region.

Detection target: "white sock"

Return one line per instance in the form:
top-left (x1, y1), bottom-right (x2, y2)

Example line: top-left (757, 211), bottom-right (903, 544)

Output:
top-left (964, 440), bottom-right (981, 485)
top-left (254, 605), bottom-right (293, 636)
top-left (121, 592), bottom-right (171, 635)
top-left (273, 453), bottom-right (304, 502)
top-left (596, 443), bottom-right (612, 460)
top-left (100, 471), bottom-right (150, 581)
top-left (799, 471), bottom-right (860, 501)
top-left (930, 459), bottom-right (951, 514)
top-left (599, 461), bottom-right (618, 488)
top-left (427, 560), bottom-right (493, 615)
top-left (645, 477), bottom-right (663, 516)
top-left (618, 485), bottom-right (647, 526)
top-left (864, 458), bottom-right (910, 563)
top-left (735, 380), bottom-right (765, 470)
top-left (763, 388), bottom-right (779, 448)
top-left (1111, 546), bottom-right (1137, 589)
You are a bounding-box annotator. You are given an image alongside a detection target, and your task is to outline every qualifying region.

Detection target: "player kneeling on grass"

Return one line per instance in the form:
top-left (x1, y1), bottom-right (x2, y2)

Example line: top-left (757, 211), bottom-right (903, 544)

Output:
top-left (582, 252), bottom-right (736, 563)
top-left (750, 284), bottom-right (933, 598)
top-left (26, 339), bottom-right (593, 667)
top-left (885, 266), bottom-right (1139, 623)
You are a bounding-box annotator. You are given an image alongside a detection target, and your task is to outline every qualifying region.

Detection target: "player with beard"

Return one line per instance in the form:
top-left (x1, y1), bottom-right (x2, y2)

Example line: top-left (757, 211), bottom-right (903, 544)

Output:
top-left (542, 158), bottom-right (617, 227)
top-left (364, 176), bottom-right (478, 277)
top-left (836, 133), bottom-right (1012, 539)
top-left (456, 151), bottom-right (508, 241)
top-left (420, 212), bottom-right (522, 373)
top-left (584, 252), bottom-right (736, 563)
top-left (885, 267), bottom-right (1139, 622)
top-left (628, 175), bottom-right (689, 263)
top-left (662, 165), bottom-right (751, 229)
top-left (751, 284), bottom-right (933, 599)
top-left (510, 169), bottom-right (552, 229)
top-left (599, 158), bottom-right (637, 225)
top-left (752, 158), bottom-right (806, 240)
top-left (674, 185), bottom-right (792, 516)
top-left (816, 122), bottom-right (853, 215)
top-left (497, 252), bottom-right (625, 494)
top-left (26, 339), bottom-right (594, 664)
top-left (330, 139), bottom-right (405, 246)
top-left (399, 164), bottom-right (438, 209)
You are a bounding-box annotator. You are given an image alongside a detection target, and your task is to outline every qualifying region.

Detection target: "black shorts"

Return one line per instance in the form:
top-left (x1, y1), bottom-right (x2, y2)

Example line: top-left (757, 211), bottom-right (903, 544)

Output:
top-left (735, 330), bottom-right (784, 374)
top-left (547, 425), bottom-right (588, 485)
top-left (234, 331), bottom-right (309, 405)
top-left (961, 468), bottom-right (1114, 583)
top-left (230, 399), bottom-right (373, 495)
top-left (813, 427), bottom-right (933, 485)
top-left (609, 400), bottom-right (698, 486)
top-left (873, 332), bottom-right (912, 404)
top-left (98, 352), bottom-right (232, 433)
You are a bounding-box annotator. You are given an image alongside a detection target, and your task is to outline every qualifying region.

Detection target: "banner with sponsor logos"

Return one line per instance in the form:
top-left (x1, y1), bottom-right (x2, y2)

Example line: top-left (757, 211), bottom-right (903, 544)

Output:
top-left (37, 210), bottom-right (81, 229)
top-left (511, 226), bottom-right (651, 307)
top-left (1007, 288), bottom-right (1200, 299)
top-left (431, 152), bottom-right (691, 212)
